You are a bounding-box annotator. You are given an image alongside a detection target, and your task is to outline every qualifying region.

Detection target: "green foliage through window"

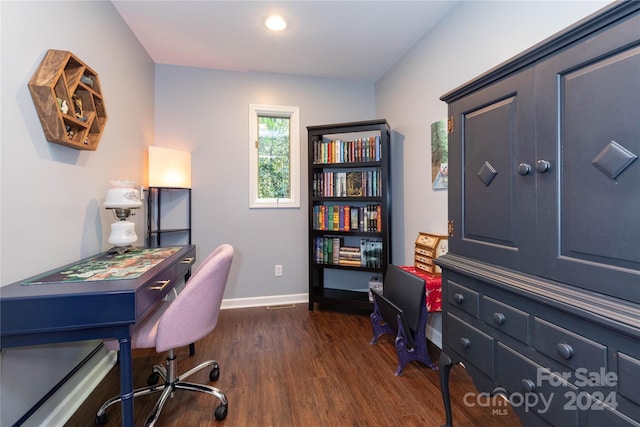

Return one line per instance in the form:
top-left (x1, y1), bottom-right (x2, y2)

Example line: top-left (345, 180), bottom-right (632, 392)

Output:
top-left (258, 116), bottom-right (290, 199)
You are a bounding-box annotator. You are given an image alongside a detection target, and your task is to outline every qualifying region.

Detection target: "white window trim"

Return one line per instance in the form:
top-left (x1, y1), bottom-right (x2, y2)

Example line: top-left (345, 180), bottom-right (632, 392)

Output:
top-left (249, 104), bottom-right (300, 208)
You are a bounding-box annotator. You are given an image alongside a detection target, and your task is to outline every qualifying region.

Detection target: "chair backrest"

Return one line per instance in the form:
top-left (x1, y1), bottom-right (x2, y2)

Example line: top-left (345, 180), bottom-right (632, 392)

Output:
top-left (155, 244), bottom-right (234, 352)
top-left (383, 265), bottom-right (426, 335)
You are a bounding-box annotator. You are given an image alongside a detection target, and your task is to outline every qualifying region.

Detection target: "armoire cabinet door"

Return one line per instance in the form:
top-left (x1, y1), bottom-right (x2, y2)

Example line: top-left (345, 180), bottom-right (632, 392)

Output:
top-left (448, 67), bottom-right (536, 272)
top-left (535, 11), bottom-right (640, 303)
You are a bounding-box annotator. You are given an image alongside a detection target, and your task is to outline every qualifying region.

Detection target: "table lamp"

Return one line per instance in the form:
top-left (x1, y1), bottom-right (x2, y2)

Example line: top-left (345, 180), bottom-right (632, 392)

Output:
top-left (104, 180), bottom-right (143, 253)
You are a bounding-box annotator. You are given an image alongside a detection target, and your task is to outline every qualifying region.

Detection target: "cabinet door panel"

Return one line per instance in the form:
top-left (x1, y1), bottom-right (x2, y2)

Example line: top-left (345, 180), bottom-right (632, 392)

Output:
top-left (536, 14), bottom-right (640, 303)
top-left (448, 68), bottom-right (535, 271)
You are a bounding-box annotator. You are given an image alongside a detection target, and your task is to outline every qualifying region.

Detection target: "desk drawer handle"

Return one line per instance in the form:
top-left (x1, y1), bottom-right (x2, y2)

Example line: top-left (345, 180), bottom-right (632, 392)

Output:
top-left (556, 343), bottom-right (573, 360)
top-left (460, 337), bottom-right (471, 349)
top-left (453, 293), bottom-right (465, 304)
top-left (150, 280), bottom-right (171, 291)
top-left (181, 257), bottom-right (194, 264)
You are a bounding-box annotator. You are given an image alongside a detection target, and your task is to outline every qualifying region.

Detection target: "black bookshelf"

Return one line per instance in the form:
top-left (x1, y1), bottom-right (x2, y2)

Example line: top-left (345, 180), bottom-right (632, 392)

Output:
top-left (307, 119), bottom-right (391, 311)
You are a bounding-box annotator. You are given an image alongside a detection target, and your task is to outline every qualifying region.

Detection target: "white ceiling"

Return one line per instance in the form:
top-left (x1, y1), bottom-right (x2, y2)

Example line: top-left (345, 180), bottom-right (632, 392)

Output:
top-left (112, 1), bottom-right (459, 81)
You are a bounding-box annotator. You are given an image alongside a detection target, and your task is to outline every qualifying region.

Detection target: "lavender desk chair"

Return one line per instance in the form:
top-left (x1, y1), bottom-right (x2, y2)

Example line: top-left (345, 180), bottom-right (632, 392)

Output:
top-left (96, 244), bottom-right (234, 426)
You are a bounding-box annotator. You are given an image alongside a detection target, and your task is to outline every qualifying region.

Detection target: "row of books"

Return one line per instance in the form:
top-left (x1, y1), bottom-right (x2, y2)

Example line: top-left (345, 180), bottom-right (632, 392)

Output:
top-left (313, 236), bottom-right (384, 268)
top-left (311, 170), bottom-right (382, 198)
top-left (312, 204), bottom-right (382, 232)
top-left (312, 136), bottom-right (382, 164)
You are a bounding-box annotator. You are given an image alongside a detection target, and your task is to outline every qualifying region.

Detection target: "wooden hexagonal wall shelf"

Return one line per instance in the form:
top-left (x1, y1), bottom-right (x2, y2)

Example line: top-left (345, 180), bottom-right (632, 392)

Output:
top-left (29, 50), bottom-right (107, 150)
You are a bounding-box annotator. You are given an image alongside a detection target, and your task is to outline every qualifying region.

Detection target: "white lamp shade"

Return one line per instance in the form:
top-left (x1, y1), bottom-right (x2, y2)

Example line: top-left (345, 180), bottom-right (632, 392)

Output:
top-left (148, 146), bottom-right (192, 188)
top-left (103, 181), bottom-right (143, 209)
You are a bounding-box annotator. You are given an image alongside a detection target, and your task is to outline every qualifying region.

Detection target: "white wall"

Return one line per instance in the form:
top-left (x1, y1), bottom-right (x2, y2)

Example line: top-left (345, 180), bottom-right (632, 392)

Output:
top-left (376, 0), bottom-right (611, 265)
top-left (0, 1), bottom-right (154, 425)
top-left (154, 65), bottom-right (376, 301)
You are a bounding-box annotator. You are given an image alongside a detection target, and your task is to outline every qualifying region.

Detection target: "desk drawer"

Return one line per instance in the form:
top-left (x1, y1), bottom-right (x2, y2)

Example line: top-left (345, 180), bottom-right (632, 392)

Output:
top-left (533, 317), bottom-right (607, 374)
top-left (447, 313), bottom-right (494, 376)
top-left (447, 281), bottom-right (480, 318)
top-left (175, 246), bottom-right (196, 280)
top-left (136, 266), bottom-right (177, 320)
top-left (483, 296), bottom-right (529, 343)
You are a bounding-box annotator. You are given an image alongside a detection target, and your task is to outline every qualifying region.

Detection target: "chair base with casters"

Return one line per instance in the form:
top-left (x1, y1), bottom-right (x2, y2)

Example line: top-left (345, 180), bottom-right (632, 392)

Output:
top-left (95, 349), bottom-right (227, 426)
top-left (95, 244), bottom-right (235, 426)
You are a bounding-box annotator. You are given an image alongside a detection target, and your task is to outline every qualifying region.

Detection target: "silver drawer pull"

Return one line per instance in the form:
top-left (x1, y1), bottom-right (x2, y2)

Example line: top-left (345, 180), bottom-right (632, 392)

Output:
top-left (150, 280), bottom-right (171, 291)
top-left (535, 160), bottom-right (551, 173)
top-left (521, 379), bottom-right (536, 393)
top-left (493, 312), bottom-right (506, 325)
top-left (517, 163), bottom-right (531, 175)
top-left (556, 343), bottom-right (573, 360)
top-left (453, 293), bottom-right (465, 304)
top-left (180, 257), bottom-right (194, 264)
top-left (460, 337), bottom-right (471, 349)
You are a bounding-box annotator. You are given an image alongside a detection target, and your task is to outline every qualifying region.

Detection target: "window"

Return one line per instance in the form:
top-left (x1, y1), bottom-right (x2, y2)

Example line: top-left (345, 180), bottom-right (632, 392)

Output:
top-left (249, 104), bottom-right (300, 208)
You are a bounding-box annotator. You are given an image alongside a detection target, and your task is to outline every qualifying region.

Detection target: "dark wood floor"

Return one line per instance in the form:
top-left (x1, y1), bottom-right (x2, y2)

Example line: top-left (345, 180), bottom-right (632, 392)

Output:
top-left (67, 304), bottom-right (521, 426)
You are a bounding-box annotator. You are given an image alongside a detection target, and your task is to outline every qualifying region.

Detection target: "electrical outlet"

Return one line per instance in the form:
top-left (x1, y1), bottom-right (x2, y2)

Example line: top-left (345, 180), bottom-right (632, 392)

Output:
top-left (275, 264), bottom-right (283, 277)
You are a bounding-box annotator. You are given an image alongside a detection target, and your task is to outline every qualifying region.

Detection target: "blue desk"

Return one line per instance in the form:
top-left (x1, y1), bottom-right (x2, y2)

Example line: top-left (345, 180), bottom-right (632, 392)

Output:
top-left (0, 245), bottom-right (196, 427)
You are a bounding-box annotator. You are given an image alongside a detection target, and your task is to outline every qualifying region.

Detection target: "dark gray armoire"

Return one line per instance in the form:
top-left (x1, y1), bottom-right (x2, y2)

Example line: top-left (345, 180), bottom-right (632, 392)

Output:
top-left (437, 2), bottom-right (640, 426)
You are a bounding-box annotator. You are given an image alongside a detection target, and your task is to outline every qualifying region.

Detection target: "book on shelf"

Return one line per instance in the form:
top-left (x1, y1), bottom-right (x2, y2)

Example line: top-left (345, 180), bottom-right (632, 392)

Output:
top-left (346, 172), bottom-right (362, 197)
top-left (312, 170), bottom-right (381, 197)
top-left (332, 237), bottom-right (341, 265)
top-left (344, 205), bottom-right (350, 231)
top-left (313, 136), bottom-right (382, 164)
top-left (360, 239), bottom-right (367, 266)
top-left (350, 208), bottom-right (359, 231)
top-left (338, 245), bottom-right (361, 266)
top-left (313, 203), bottom-right (381, 232)
top-left (314, 236), bottom-right (382, 267)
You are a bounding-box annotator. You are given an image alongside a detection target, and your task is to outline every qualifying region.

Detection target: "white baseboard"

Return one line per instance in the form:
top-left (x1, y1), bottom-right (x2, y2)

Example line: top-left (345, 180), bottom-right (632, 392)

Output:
top-left (24, 347), bottom-right (117, 427)
top-left (220, 293), bottom-right (309, 309)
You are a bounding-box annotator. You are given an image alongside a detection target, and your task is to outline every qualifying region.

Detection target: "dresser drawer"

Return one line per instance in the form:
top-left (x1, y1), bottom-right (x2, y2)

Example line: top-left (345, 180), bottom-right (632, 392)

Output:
top-left (533, 317), bottom-right (607, 374)
top-left (496, 343), bottom-right (578, 427)
top-left (618, 352), bottom-right (640, 407)
top-left (483, 296), bottom-right (529, 343)
top-left (447, 313), bottom-right (494, 376)
top-left (585, 402), bottom-right (640, 427)
top-left (447, 281), bottom-right (480, 318)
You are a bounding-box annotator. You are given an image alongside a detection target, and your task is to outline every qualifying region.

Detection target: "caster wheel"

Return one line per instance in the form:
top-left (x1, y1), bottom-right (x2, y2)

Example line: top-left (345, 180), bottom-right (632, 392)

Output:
top-left (95, 413), bottom-right (107, 425)
top-left (214, 404), bottom-right (228, 420)
top-left (209, 362), bottom-right (220, 381)
top-left (147, 371), bottom-right (160, 385)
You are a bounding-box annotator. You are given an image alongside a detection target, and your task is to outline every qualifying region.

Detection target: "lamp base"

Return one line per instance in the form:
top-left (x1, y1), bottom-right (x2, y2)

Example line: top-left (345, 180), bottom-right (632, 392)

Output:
top-left (107, 245), bottom-right (139, 255)
top-left (108, 221), bottom-right (138, 247)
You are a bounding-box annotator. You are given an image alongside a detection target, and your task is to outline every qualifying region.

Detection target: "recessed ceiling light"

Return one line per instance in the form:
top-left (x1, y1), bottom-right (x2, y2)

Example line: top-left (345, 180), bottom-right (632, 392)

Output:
top-left (265, 15), bottom-right (287, 31)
